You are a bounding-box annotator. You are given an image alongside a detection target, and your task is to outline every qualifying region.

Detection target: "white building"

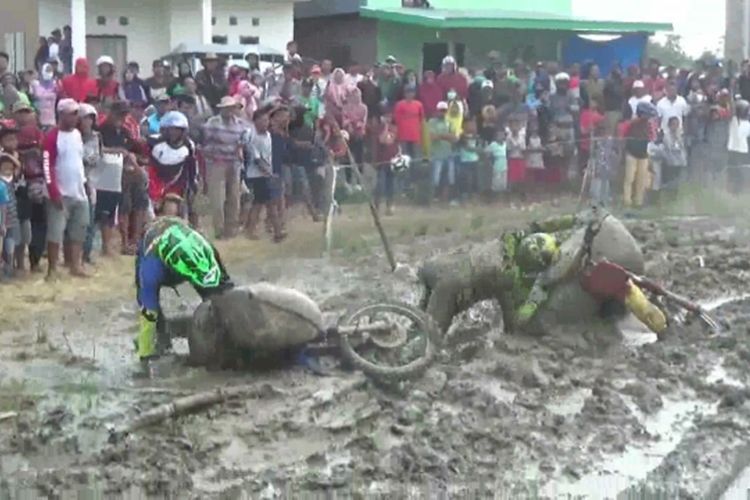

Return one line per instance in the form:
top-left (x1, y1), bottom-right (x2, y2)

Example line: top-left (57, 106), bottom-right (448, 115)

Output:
top-left (8, 0), bottom-right (300, 71)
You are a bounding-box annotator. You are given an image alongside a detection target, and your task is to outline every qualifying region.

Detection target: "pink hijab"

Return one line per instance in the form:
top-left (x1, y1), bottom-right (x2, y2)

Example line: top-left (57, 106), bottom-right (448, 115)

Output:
top-left (325, 68), bottom-right (349, 123)
top-left (343, 87), bottom-right (368, 134)
top-left (234, 79), bottom-right (259, 120)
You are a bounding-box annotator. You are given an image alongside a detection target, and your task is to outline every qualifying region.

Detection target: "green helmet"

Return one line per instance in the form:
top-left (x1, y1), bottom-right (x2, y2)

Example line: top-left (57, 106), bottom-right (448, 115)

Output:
top-left (516, 233), bottom-right (560, 274)
top-left (154, 222), bottom-right (222, 288)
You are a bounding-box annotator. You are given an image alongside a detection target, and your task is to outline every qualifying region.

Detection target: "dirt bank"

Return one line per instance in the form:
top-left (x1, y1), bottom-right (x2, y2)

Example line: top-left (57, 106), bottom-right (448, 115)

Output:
top-left (2, 206), bottom-right (750, 499)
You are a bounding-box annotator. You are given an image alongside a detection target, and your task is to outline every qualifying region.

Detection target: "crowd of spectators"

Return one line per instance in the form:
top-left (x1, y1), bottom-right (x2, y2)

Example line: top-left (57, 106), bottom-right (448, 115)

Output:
top-left (0, 32), bottom-right (748, 283)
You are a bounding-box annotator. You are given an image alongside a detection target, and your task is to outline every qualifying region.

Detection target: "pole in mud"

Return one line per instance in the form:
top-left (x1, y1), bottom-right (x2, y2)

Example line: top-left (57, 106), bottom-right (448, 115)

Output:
top-left (369, 201), bottom-right (397, 272)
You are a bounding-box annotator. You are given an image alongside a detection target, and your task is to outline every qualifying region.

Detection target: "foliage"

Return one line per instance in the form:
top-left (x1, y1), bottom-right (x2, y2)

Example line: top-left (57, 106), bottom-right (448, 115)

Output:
top-left (646, 35), bottom-right (695, 69)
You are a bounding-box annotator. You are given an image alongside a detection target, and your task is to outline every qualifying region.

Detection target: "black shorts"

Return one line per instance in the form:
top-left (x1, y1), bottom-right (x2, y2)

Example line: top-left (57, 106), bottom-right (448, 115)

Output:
top-left (95, 190), bottom-right (122, 225)
top-left (245, 177), bottom-right (271, 205)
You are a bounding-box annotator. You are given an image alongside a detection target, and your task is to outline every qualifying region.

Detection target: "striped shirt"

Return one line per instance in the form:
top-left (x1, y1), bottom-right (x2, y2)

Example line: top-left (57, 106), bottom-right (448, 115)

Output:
top-left (201, 115), bottom-right (246, 166)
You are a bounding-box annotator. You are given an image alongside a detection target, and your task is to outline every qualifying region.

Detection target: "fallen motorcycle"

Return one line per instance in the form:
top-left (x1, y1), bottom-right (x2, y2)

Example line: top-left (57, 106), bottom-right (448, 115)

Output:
top-left (164, 283), bottom-right (437, 382)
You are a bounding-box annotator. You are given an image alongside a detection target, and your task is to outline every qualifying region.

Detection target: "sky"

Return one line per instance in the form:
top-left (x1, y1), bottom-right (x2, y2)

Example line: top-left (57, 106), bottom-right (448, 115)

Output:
top-left (573, 0), bottom-right (726, 56)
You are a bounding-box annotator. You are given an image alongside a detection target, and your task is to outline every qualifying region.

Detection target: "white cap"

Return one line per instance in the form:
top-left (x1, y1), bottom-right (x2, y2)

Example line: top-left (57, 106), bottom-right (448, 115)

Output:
top-left (482, 80), bottom-right (494, 89)
top-left (554, 72), bottom-right (570, 81)
top-left (57, 98), bottom-right (79, 114)
top-left (436, 101), bottom-right (449, 110)
top-left (78, 103), bottom-right (98, 119)
top-left (633, 80), bottom-right (645, 89)
top-left (442, 55), bottom-right (456, 65)
top-left (96, 55), bottom-right (114, 67)
top-left (231, 60), bottom-right (250, 70)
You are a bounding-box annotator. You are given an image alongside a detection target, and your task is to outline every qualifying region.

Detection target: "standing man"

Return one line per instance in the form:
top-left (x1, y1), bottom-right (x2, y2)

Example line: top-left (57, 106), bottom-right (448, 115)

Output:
top-left (194, 53), bottom-right (227, 111)
top-left (145, 60), bottom-right (173, 104)
top-left (60, 25), bottom-right (73, 75)
top-left (436, 56), bottom-right (468, 101)
top-left (42, 99), bottom-right (90, 280)
top-left (201, 96), bottom-right (246, 239)
top-left (656, 81), bottom-right (690, 131)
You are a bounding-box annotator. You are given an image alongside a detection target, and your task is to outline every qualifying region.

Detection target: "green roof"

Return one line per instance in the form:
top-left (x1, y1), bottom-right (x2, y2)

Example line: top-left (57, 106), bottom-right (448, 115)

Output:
top-left (361, 7), bottom-right (673, 33)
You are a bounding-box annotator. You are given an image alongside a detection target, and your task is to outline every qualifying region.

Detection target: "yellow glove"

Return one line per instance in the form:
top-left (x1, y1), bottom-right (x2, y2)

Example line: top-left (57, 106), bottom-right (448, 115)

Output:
top-left (137, 313), bottom-right (157, 359)
top-left (624, 282), bottom-right (667, 335)
top-left (516, 302), bottom-right (539, 326)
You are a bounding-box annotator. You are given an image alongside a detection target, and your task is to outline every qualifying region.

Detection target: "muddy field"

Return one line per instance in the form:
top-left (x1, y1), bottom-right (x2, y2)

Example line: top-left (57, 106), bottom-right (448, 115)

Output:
top-left (2, 205), bottom-right (750, 499)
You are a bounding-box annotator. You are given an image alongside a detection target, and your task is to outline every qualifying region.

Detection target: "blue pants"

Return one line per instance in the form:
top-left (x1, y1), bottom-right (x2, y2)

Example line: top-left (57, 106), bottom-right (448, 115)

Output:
top-left (375, 168), bottom-right (395, 206)
top-left (431, 158), bottom-right (456, 187)
top-left (136, 251), bottom-right (170, 313)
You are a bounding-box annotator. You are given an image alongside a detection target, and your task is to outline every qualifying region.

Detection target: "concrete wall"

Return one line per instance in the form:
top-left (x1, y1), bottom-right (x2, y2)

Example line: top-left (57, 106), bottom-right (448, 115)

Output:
top-left (725, 0), bottom-right (747, 62)
top-left (38, 0), bottom-right (295, 71)
top-left (0, 0), bottom-right (40, 70)
top-left (295, 15), bottom-right (378, 67)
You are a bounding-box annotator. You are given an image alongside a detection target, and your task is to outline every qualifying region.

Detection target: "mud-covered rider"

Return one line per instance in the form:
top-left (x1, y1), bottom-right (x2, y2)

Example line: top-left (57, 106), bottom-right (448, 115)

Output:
top-left (419, 208), bottom-right (667, 337)
top-left (134, 195), bottom-right (234, 361)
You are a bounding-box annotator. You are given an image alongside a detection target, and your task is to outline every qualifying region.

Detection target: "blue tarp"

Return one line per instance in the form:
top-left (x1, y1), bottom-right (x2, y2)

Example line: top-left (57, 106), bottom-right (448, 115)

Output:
top-left (562, 33), bottom-right (647, 75)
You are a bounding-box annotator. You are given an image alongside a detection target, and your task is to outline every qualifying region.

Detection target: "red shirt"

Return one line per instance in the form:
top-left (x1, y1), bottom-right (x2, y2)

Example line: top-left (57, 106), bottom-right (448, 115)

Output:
top-left (436, 72), bottom-right (468, 100)
top-left (95, 78), bottom-right (120, 100)
top-left (579, 109), bottom-right (604, 152)
top-left (393, 99), bottom-right (425, 143)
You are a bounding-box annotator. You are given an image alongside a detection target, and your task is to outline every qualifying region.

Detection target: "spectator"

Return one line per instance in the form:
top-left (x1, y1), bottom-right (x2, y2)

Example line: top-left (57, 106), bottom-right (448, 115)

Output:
top-left (61, 58), bottom-right (96, 103)
top-left (457, 117), bottom-right (480, 200)
top-left (34, 38), bottom-right (49, 74)
top-left (143, 95), bottom-right (172, 137)
top-left (168, 61), bottom-right (193, 96)
top-left (626, 80), bottom-right (651, 119)
top-left (14, 103), bottom-right (46, 272)
top-left (60, 25), bottom-right (72, 74)
top-left (182, 77), bottom-right (213, 123)
top-left (145, 60), bottom-right (172, 103)
top-left (579, 98), bottom-right (604, 175)
top-left (498, 82), bottom-right (530, 129)
top-left (0, 52), bottom-right (9, 81)
top-left (43, 98), bottom-right (90, 279)
top-left (603, 67), bottom-right (625, 133)
top-left (436, 56), bottom-right (468, 101)
top-left (126, 62), bottom-right (150, 101)
top-left (643, 60), bottom-right (666, 102)
top-left (99, 102), bottom-right (144, 254)
top-left (95, 56), bottom-right (119, 103)
top-left (30, 63), bottom-right (59, 130)
top-left (727, 100), bottom-right (750, 194)
top-left (446, 91), bottom-right (464, 137)
top-left (285, 40), bottom-right (299, 64)
top-left (581, 64), bottom-right (604, 108)
top-left (358, 67), bottom-right (382, 121)
top-left (77, 103), bottom-right (104, 261)
top-left (656, 81), bottom-right (690, 131)
top-left (309, 65), bottom-right (327, 101)
top-left (0, 152), bottom-right (20, 280)
top-left (268, 107), bottom-right (290, 241)
top-left (393, 84), bottom-right (424, 160)
top-left (506, 116), bottom-right (527, 189)
top-left (294, 79), bottom-right (322, 130)
top-left (656, 116), bottom-right (688, 195)
top-left (201, 96), bottom-right (245, 239)
top-left (47, 57), bottom-right (64, 81)
top-left (623, 102), bottom-right (656, 208)
top-left (342, 87), bottom-right (368, 167)
top-left (428, 101), bottom-right (457, 202)
top-left (377, 63), bottom-right (401, 108)
top-left (418, 70), bottom-right (443, 119)
top-left (739, 61), bottom-right (750, 102)
top-left (234, 79), bottom-right (260, 122)
top-left (324, 68), bottom-right (348, 125)
top-left (287, 106), bottom-right (321, 221)
top-left (48, 30), bottom-right (61, 66)
top-left (588, 120), bottom-right (619, 205)
top-left (375, 110), bottom-right (399, 214)
top-left (484, 128), bottom-right (508, 198)
top-left (242, 109), bottom-right (274, 239)
top-left (120, 66), bottom-right (148, 103)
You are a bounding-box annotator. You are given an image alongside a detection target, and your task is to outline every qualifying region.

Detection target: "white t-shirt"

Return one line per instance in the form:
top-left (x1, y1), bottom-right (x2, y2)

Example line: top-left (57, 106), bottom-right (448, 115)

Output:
top-left (55, 129), bottom-right (88, 201)
top-left (656, 96), bottom-right (690, 131)
top-left (241, 125), bottom-right (272, 179)
top-left (628, 95), bottom-right (653, 117)
top-left (728, 117), bottom-right (750, 154)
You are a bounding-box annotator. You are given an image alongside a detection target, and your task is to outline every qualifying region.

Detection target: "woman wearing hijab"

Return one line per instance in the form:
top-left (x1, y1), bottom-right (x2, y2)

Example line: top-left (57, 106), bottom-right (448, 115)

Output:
top-left (119, 67), bottom-right (148, 103)
top-left (30, 63), bottom-right (59, 129)
top-left (324, 68), bottom-right (348, 126)
top-left (418, 71), bottom-right (443, 119)
top-left (61, 58), bottom-right (96, 102)
top-left (167, 61), bottom-right (194, 96)
top-left (342, 87), bottom-right (368, 167)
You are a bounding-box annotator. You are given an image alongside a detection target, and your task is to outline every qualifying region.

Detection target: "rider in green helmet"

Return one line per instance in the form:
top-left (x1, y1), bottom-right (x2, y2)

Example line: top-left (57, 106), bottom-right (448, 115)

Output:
top-left (135, 195), bottom-right (233, 361)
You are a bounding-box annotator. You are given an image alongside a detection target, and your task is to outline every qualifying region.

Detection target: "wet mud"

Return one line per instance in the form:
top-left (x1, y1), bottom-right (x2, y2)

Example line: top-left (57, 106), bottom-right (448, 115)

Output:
top-left (2, 215), bottom-right (750, 498)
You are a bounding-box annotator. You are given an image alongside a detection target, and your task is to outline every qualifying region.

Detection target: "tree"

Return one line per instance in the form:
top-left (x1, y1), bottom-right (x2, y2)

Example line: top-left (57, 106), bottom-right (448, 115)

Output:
top-left (646, 35), bottom-right (694, 68)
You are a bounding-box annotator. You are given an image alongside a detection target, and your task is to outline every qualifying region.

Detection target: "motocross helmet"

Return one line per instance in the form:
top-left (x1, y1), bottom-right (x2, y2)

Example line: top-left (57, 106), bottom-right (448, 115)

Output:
top-left (160, 111), bottom-right (189, 130)
top-left (516, 233), bottom-right (561, 274)
top-left (154, 222), bottom-right (222, 289)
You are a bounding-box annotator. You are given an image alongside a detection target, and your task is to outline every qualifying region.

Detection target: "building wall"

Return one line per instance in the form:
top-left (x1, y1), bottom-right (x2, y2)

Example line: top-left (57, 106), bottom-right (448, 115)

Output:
top-left (295, 15), bottom-right (377, 67)
top-left (0, 0), bottom-right (40, 70)
top-left (365, 0), bottom-right (573, 16)
top-left (38, 0), bottom-right (295, 71)
top-left (725, 0), bottom-right (747, 62)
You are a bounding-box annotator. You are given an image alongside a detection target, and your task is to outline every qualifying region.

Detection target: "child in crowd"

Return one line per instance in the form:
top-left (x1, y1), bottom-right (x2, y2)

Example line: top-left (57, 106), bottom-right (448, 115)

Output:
top-left (428, 101), bottom-right (457, 203)
top-left (506, 116), bottom-right (527, 194)
top-left (375, 111), bottom-right (399, 214)
top-left (269, 106), bottom-right (290, 241)
top-left (484, 128), bottom-right (508, 200)
top-left (588, 120), bottom-right (619, 205)
top-left (654, 116), bottom-right (688, 196)
top-left (0, 119), bottom-right (28, 274)
top-left (0, 153), bottom-right (20, 280)
top-left (525, 121), bottom-right (546, 191)
top-left (458, 117), bottom-right (480, 202)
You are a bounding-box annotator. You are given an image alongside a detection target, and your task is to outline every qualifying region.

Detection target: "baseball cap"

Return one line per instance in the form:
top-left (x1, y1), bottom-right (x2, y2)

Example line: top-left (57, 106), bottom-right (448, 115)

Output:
top-left (12, 101), bottom-right (33, 113)
top-left (57, 98), bottom-right (80, 114)
top-left (632, 80), bottom-right (645, 89)
top-left (436, 101), bottom-right (449, 111)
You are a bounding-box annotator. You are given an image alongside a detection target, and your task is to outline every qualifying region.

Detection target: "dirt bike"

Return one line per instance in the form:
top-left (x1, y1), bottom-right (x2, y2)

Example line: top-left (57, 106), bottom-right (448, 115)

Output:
top-left (164, 283), bottom-right (437, 382)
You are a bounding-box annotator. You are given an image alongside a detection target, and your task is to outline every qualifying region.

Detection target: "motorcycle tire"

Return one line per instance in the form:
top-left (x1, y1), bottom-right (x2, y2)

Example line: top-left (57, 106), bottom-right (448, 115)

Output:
top-left (338, 301), bottom-right (437, 382)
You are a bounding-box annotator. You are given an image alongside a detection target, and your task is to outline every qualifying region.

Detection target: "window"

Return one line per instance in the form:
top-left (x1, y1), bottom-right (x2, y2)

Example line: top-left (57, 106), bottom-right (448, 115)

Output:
top-left (96, 16), bottom-right (106, 25)
top-left (118, 16), bottom-right (129, 26)
top-left (212, 35), bottom-right (228, 45)
top-left (252, 17), bottom-right (260, 26)
top-left (229, 16), bottom-right (238, 26)
top-left (402, 0), bottom-right (430, 7)
top-left (240, 36), bottom-right (260, 45)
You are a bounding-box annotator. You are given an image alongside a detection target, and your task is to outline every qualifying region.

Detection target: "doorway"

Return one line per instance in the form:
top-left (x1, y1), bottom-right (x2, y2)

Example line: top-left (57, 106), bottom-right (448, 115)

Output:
top-left (86, 35), bottom-right (127, 72)
top-left (422, 42), bottom-right (447, 74)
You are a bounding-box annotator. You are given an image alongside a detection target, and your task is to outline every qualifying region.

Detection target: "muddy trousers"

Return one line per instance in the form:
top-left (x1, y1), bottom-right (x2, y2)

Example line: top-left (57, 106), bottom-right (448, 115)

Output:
top-left (623, 155), bottom-right (650, 207)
